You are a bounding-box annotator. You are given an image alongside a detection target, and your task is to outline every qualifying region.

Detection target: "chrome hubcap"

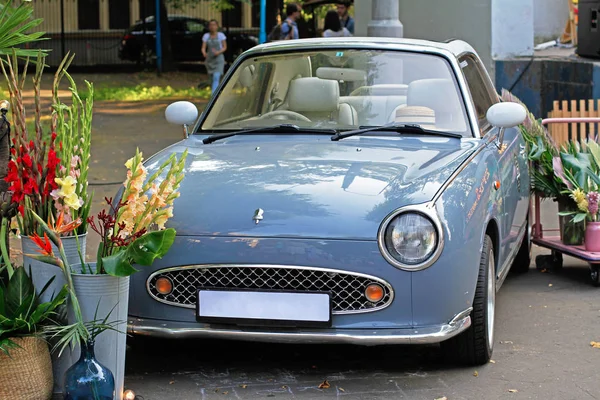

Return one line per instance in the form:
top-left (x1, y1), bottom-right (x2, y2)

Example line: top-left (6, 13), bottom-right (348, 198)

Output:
top-left (487, 249), bottom-right (496, 350)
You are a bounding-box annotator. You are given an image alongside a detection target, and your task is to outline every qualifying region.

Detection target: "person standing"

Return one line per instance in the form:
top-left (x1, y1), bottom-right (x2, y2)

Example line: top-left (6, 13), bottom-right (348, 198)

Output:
top-left (202, 19), bottom-right (227, 93)
top-left (336, 1), bottom-right (354, 35)
top-left (323, 10), bottom-right (352, 37)
top-left (280, 3), bottom-right (301, 40)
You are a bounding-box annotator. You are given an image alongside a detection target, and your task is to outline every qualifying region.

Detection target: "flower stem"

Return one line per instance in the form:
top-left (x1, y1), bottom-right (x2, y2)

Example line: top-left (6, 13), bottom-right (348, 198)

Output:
top-left (0, 217), bottom-right (14, 279)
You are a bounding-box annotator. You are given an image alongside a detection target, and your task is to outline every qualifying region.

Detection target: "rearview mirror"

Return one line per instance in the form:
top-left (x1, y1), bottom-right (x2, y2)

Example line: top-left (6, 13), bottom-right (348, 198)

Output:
top-left (165, 101), bottom-right (199, 138)
top-left (486, 102), bottom-right (526, 128)
top-left (165, 101), bottom-right (199, 126)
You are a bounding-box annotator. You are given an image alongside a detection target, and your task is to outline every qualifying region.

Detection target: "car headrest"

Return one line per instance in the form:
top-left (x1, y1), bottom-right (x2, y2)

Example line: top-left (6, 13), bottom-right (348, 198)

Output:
top-left (238, 65), bottom-right (256, 88)
top-left (288, 77), bottom-right (339, 112)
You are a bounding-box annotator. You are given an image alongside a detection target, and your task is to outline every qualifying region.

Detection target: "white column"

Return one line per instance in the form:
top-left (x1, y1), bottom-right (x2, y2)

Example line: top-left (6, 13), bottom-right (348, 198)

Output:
top-left (491, 0), bottom-right (534, 59)
top-left (367, 0), bottom-right (403, 38)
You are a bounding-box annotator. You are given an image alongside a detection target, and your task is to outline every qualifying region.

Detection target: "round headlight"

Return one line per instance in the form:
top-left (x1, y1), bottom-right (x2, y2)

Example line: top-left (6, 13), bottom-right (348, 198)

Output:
top-left (383, 212), bottom-right (438, 266)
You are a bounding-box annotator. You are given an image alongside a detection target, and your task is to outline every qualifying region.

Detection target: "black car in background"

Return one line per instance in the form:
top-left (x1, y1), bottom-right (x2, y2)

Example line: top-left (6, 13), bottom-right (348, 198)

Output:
top-left (118, 15), bottom-right (259, 66)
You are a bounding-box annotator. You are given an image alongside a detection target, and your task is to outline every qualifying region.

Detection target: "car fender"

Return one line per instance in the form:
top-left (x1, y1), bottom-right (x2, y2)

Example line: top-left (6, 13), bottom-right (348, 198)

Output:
top-left (411, 142), bottom-right (502, 326)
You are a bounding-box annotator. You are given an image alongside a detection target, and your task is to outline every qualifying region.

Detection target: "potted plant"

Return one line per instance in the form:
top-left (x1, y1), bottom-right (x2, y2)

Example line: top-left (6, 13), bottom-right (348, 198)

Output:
top-left (1, 52), bottom-right (94, 280)
top-left (0, 196), bottom-right (68, 400)
top-left (501, 89), bottom-right (586, 244)
top-left (554, 139), bottom-right (600, 250)
top-left (1, 51), bottom-right (95, 395)
top-left (26, 148), bottom-right (188, 399)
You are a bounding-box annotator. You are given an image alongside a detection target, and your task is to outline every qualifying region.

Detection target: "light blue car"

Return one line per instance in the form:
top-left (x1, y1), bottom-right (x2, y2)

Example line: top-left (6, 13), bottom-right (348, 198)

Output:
top-left (128, 38), bottom-right (530, 366)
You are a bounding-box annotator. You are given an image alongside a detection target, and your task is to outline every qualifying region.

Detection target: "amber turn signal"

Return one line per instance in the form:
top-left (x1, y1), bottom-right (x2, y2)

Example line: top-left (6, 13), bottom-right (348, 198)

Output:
top-left (155, 277), bottom-right (173, 295)
top-left (365, 284), bottom-right (384, 303)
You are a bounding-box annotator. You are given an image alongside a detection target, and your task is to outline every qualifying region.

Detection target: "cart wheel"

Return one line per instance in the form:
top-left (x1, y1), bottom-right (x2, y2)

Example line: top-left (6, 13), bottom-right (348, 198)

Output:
top-left (590, 266), bottom-right (600, 287)
top-left (551, 251), bottom-right (563, 270)
top-left (535, 255), bottom-right (554, 271)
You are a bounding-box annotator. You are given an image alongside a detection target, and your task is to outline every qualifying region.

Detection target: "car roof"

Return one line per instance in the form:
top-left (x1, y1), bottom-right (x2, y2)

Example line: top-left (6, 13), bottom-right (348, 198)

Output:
top-left (245, 37), bottom-right (476, 59)
top-left (136, 15), bottom-right (201, 24)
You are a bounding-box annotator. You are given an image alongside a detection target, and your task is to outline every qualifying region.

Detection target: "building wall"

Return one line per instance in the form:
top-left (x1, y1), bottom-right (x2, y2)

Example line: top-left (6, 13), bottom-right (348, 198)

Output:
top-left (534, 0), bottom-right (569, 43)
top-left (355, 0), bottom-right (493, 71)
top-left (29, 0), bottom-right (234, 33)
top-left (355, 0), bottom-right (541, 77)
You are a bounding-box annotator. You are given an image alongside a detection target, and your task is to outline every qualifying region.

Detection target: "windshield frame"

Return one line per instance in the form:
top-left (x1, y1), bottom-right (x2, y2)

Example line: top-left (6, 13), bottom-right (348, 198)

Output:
top-left (193, 42), bottom-right (480, 139)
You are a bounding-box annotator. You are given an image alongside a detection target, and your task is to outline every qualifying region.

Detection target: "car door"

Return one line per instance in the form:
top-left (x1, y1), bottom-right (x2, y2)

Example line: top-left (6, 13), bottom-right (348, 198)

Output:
top-left (459, 54), bottom-right (527, 274)
top-left (183, 19), bottom-right (207, 61)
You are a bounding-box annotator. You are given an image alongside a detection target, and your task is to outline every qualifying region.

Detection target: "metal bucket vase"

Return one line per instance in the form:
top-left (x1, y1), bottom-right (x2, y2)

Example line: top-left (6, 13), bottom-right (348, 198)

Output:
top-left (22, 233), bottom-right (87, 396)
top-left (557, 198), bottom-right (585, 245)
top-left (68, 263), bottom-right (129, 400)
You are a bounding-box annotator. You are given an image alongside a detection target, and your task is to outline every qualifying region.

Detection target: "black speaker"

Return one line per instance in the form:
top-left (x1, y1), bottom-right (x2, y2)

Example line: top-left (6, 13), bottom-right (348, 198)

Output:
top-left (577, 0), bottom-right (600, 58)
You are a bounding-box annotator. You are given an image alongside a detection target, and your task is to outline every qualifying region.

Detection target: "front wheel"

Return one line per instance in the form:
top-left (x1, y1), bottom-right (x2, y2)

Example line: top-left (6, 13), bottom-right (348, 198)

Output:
top-left (442, 235), bottom-right (495, 365)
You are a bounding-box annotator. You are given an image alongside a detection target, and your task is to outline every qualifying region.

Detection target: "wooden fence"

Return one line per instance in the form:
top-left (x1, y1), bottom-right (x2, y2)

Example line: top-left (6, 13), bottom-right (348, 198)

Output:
top-left (547, 100), bottom-right (600, 146)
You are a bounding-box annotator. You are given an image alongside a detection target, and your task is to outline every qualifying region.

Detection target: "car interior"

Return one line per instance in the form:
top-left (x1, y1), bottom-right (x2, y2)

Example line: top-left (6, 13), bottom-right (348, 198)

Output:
top-left (201, 51), bottom-right (468, 134)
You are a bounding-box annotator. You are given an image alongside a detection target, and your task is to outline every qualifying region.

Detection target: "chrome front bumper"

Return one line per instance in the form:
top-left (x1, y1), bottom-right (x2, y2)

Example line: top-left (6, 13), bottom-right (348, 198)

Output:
top-left (128, 308), bottom-right (472, 345)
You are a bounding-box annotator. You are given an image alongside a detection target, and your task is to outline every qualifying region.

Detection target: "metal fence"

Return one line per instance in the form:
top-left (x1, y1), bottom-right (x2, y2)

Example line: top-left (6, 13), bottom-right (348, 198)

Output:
top-left (25, 0), bottom-right (260, 70)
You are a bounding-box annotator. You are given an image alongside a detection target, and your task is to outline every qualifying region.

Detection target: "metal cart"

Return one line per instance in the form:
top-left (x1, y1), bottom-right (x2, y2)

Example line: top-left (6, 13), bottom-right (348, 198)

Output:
top-left (532, 117), bottom-right (600, 286)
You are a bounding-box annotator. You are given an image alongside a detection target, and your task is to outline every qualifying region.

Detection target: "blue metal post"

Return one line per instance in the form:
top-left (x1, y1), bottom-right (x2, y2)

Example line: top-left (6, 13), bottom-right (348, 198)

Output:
top-left (259, 0), bottom-right (267, 44)
top-left (155, 0), bottom-right (162, 73)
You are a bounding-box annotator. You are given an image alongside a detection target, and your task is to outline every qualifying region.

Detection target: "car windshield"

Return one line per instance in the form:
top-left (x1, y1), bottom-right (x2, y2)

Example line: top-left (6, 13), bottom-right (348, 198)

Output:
top-left (199, 49), bottom-right (472, 137)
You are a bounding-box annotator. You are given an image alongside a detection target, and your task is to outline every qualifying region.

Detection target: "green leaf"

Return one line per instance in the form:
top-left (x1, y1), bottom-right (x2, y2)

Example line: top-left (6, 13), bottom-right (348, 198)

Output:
top-left (128, 229), bottom-right (176, 266)
top-left (572, 213), bottom-right (587, 223)
top-left (558, 211), bottom-right (576, 216)
top-left (101, 251), bottom-right (138, 277)
top-left (5, 267), bottom-right (34, 317)
top-left (0, 285), bottom-right (5, 316)
top-left (29, 285), bottom-right (68, 326)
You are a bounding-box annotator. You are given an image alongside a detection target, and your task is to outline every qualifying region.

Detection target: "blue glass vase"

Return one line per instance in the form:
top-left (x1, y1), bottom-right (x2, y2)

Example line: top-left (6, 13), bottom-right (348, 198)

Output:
top-left (63, 340), bottom-right (115, 400)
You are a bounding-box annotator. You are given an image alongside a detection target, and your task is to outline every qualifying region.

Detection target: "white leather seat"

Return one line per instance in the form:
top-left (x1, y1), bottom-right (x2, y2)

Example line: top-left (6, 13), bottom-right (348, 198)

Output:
top-left (287, 77), bottom-right (358, 126)
top-left (340, 95), bottom-right (407, 126)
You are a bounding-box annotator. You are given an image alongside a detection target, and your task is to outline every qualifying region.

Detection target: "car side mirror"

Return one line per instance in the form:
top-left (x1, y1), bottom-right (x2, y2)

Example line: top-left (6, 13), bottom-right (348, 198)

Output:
top-left (165, 101), bottom-right (199, 138)
top-left (486, 102), bottom-right (527, 145)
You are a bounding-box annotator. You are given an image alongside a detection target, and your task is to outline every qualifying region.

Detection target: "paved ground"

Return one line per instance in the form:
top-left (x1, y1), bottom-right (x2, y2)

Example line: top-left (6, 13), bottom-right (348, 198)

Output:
top-left (123, 247), bottom-right (600, 400)
top-left (7, 75), bottom-right (600, 399)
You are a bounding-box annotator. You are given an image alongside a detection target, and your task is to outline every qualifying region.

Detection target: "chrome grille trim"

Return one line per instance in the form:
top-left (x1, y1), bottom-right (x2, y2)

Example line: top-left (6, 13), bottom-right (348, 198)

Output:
top-left (146, 264), bottom-right (394, 315)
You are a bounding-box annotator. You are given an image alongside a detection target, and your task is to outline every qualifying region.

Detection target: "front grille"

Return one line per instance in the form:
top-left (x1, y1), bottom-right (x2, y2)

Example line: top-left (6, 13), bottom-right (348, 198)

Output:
top-left (147, 265), bottom-right (394, 314)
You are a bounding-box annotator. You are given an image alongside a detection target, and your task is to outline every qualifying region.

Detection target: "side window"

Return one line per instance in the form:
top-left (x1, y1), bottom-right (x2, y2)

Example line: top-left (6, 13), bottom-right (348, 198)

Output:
top-left (187, 20), bottom-right (206, 33)
top-left (459, 55), bottom-right (498, 133)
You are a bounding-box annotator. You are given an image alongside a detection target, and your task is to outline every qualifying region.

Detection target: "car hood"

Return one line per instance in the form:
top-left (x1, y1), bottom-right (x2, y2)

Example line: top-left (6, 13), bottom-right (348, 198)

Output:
top-left (146, 135), bottom-right (478, 240)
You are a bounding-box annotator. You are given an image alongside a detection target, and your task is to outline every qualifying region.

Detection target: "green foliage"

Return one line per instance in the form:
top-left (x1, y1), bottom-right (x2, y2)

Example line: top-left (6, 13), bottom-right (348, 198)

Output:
top-left (79, 84), bottom-right (211, 102)
top-left (0, 267), bottom-right (68, 356)
top-left (101, 229), bottom-right (176, 277)
top-left (0, 1), bottom-right (47, 57)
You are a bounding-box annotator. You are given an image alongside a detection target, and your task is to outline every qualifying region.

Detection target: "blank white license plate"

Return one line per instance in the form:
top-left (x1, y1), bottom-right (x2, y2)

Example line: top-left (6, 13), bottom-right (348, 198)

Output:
top-left (196, 289), bottom-right (332, 327)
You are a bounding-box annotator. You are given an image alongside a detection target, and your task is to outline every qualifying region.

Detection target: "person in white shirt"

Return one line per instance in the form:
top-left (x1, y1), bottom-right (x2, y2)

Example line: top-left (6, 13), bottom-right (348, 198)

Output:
top-left (322, 10), bottom-right (352, 38)
top-left (202, 19), bottom-right (227, 93)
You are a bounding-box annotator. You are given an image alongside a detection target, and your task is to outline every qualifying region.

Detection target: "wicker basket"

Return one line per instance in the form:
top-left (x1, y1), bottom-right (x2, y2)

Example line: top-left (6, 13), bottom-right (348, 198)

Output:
top-left (0, 336), bottom-right (53, 400)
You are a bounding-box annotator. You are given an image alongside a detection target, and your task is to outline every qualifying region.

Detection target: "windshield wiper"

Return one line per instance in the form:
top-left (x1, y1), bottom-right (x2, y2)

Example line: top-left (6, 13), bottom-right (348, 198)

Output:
top-left (202, 124), bottom-right (336, 144)
top-left (330, 123), bottom-right (463, 141)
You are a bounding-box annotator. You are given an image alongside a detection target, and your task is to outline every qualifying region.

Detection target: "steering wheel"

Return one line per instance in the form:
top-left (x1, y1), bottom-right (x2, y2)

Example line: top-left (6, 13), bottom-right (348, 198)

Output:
top-left (258, 110), bottom-right (311, 122)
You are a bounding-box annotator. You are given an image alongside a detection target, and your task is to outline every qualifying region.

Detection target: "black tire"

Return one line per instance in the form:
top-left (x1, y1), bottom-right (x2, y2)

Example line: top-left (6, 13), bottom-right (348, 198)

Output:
top-left (591, 266), bottom-right (600, 287)
top-left (442, 235), bottom-right (495, 366)
top-left (511, 218), bottom-right (531, 274)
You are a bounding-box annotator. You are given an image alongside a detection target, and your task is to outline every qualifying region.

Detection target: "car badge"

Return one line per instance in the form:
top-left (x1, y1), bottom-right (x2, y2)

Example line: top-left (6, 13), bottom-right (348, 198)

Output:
top-left (253, 208), bottom-right (264, 224)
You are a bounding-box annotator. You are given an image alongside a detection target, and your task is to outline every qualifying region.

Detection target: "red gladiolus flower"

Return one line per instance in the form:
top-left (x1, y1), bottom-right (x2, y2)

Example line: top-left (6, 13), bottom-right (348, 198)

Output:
top-left (22, 154), bottom-right (32, 168)
top-left (31, 232), bottom-right (53, 256)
